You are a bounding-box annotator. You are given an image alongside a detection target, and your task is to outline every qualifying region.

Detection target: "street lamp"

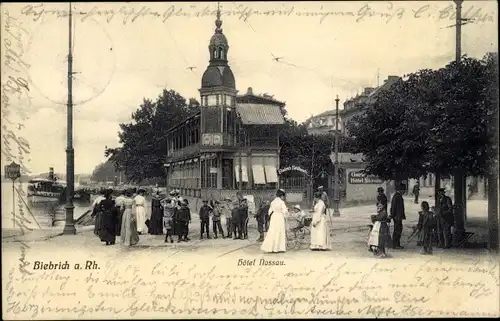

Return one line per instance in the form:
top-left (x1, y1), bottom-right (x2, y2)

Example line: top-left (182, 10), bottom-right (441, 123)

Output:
top-left (332, 95), bottom-right (341, 216)
top-left (63, 3), bottom-right (76, 235)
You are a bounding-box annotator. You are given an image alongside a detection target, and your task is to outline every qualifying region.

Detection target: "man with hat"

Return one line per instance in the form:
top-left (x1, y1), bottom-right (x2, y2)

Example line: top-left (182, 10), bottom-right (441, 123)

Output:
top-left (317, 186), bottom-right (329, 210)
top-left (436, 187), bottom-right (453, 248)
top-left (255, 198), bottom-right (271, 242)
top-left (199, 199), bottom-right (212, 239)
top-left (389, 183), bottom-right (406, 249)
top-left (376, 187), bottom-right (388, 211)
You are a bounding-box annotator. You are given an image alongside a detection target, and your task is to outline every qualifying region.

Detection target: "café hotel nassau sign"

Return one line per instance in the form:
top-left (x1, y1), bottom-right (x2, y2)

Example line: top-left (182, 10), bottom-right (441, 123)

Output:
top-left (348, 171), bottom-right (383, 184)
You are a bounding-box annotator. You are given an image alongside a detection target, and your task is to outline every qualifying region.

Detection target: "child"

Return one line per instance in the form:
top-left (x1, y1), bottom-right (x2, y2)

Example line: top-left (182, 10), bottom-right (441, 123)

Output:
top-left (367, 204), bottom-right (392, 258)
top-left (416, 201), bottom-right (437, 254)
top-left (211, 200), bottom-right (225, 239)
top-left (160, 197), bottom-right (176, 243)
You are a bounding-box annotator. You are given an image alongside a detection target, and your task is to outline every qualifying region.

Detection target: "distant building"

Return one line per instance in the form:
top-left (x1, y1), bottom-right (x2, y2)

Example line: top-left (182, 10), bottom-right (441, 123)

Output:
top-left (341, 76), bottom-right (400, 137)
top-left (304, 110), bottom-right (342, 136)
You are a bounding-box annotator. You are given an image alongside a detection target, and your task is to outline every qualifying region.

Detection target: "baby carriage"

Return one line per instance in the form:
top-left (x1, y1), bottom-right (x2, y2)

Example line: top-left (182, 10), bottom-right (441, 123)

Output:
top-left (286, 215), bottom-right (313, 249)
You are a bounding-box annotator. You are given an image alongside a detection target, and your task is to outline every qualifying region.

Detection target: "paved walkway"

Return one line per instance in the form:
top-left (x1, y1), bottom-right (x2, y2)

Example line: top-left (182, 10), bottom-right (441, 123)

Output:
top-left (2, 198), bottom-right (491, 255)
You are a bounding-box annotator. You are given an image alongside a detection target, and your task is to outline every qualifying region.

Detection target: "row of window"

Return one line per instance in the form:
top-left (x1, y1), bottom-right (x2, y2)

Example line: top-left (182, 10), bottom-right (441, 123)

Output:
top-left (168, 156), bottom-right (279, 190)
top-left (201, 94), bottom-right (235, 107)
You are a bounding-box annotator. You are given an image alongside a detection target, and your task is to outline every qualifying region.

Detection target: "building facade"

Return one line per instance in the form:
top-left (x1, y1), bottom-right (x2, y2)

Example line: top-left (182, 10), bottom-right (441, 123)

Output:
top-left (340, 76), bottom-right (400, 137)
top-left (165, 9), bottom-right (285, 204)
top-left (304, 110), bottom-right (342, 136)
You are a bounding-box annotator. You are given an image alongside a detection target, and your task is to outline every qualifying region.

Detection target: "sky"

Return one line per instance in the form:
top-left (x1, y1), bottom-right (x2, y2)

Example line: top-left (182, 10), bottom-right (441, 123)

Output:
top-left (1, 1), bottom-right (498, 175)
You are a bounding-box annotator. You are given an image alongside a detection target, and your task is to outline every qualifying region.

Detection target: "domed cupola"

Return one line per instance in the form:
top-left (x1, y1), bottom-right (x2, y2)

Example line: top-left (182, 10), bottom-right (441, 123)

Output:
top-left (201, 3), bottom-right (235, 89)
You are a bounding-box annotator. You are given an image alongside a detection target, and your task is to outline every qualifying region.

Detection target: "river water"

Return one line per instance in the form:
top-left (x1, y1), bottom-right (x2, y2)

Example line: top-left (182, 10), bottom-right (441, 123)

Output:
top-left (1, 182), bottom-right (152, 230)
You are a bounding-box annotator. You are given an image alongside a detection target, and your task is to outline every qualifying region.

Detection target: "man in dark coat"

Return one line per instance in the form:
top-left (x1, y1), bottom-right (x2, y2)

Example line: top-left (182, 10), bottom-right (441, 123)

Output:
top-left (175, 199), bottom-right (191, 242)
top-left (436, 188), bottom-right (453, 248)
top-left (239, 198), bottom-right (249, 239)
top-left (255, 199), bottom-right (270, 242)
top-left (412, 182), bottom-right (420, 204)
top-left (376, 187), bottom-right (388, 211)
top-left (389, 184), bottom-right (406, 249)
top-left (199, 200), bottom-right (212, 239)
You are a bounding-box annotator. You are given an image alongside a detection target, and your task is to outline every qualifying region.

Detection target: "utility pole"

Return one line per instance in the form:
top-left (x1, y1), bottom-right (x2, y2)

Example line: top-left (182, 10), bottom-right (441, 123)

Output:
top-left (332, 95), bottom-right (341, 217)
top-left (63, 3), bottom-right (76, 235)
top-left (452, 0), bottom-right (467, 246)
top-left (453, 0), bottom-right (465, 215)
top-left (237, 114), bottom-right (243, 192)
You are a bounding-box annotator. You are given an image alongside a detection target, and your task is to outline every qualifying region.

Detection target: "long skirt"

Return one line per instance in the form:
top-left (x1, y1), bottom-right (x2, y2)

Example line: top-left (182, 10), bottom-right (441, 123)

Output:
top-left (261, 212), bottom-right (286, 253)
top-left (98, 211), bottom-right (117, 243)
top-left (368, 221), bottom-right (391, 249)
top-left (120, 208), bottom-right (139, 246)
top-left (93, 212), bottom-right (102, 236)
top-left (310, 214), bottom-right (331, 250)
top-left (135, 206), bottom-right (147, 233)
top-left (149, 205), bottom-right (164, 235)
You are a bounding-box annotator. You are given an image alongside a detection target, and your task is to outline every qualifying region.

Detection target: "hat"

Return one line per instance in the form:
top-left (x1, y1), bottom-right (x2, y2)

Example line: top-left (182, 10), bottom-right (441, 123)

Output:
top-left (293, 205), bottom-right (301, 211)
top-left (169, 190), bottom-right (176, 196)
top-left (397, 184), bottom-right (406, 190)
top-left (318, 186), bottom-right (324, 189)
top-left (377, 187), bottom-right (384, 192)
top-left (437, 188), bottom-right (446, 192)
top-left (202, 199), bottom-right (208, 203)
top-left (276, 188), bottom-right (286, 197)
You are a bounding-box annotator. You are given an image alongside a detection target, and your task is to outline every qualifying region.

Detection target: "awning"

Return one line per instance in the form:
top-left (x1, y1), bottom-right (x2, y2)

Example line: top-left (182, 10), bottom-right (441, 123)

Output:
top-left (235, 103), bottom-right (285, 125)
top-left (252, 158), bottom-right (266, 185)
top-left (264, 157), bottom-right (278, 183)
top-left (234, 157), bottom-right (249, 182)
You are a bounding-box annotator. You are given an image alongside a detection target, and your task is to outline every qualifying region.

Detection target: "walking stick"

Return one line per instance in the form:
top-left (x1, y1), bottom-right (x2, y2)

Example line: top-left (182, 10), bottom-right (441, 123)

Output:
top-left (403, 228), bottom-right (420, 247)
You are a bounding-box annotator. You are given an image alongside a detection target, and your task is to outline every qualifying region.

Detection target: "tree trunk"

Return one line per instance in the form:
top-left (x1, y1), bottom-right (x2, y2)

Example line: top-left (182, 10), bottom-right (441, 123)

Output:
top-left (487, 170), bottom-right (499, 253)
top-left (434, 172), bottom-right (441, 207)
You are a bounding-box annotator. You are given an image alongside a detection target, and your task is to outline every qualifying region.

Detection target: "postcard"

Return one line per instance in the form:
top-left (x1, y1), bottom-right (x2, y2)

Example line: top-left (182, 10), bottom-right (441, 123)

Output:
top-left (2, 1), bottom-right (499, 319)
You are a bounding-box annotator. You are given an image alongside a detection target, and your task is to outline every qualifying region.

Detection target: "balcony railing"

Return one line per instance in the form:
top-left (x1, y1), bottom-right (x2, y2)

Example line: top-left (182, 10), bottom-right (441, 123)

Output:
top-left (167, 144), bottom-right (200, 160)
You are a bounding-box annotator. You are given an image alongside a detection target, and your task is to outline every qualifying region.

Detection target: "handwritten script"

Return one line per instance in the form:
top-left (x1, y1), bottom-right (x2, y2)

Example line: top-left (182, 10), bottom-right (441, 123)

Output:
top-left (3, 252), bottom-right (499, 319)
top-left (19, 2), bottom-right (496, 25)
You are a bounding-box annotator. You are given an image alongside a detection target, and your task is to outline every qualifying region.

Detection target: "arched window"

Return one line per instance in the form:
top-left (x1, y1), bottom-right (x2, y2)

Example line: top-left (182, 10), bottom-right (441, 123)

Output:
top-left (213, 48), bottom-right (218, 59)
top-left (219, 47), bottom-right (224, 59)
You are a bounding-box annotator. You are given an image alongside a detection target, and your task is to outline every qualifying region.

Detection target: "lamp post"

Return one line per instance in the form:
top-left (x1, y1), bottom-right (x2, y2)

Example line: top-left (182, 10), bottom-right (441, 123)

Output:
top-left (332, 95), bottom-right (341, 216)
top-left (63, 3), bottom-right (76, 235)
top-left (238, 123), bottom-right (243, 192)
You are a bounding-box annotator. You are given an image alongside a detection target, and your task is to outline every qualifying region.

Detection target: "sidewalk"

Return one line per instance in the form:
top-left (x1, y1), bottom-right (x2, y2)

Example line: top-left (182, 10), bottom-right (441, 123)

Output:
top-left (2, 198), bottom-right (489, 246)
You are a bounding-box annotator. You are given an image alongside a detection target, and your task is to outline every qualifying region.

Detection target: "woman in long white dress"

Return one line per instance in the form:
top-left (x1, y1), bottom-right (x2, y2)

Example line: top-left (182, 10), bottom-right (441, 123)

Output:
top-left (134, 188), bottom-right (147, 234)
top-left (310, 192), bottom-right (331, 251)
top-left (261, 189), bottom-right (288, 253)
top-left (121, 189), bottom-right (139, 246)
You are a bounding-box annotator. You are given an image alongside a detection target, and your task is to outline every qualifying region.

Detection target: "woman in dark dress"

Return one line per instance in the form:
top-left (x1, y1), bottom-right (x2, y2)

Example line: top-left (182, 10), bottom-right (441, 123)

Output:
top-left (149, 191), bottom-right (164, 235)
top-left (97, 189), bottom-right (119, 245)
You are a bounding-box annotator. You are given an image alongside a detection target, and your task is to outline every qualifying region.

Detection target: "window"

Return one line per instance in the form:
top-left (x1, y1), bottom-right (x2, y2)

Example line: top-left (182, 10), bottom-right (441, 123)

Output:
top-left (203, 107), bottom-right (221, 133)
top-left (201, 157), bottom-right (218, 188)
top-left (222, 159), bottom-right (234, 188)
top-left (207, 95), bottom-right (217, 106)
top-left (252, 157), bottom-right (266, 185)
top-left (263, 156), bottom-right (278, 190)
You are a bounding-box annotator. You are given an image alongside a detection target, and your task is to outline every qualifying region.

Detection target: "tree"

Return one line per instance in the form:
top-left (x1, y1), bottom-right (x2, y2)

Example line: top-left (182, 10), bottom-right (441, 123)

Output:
top-left (91, 160), bottom-right (122, 182)
top-left (347, 55), bottom-right (494, 181)
top-left (105, 89), bottom-right (200, 182)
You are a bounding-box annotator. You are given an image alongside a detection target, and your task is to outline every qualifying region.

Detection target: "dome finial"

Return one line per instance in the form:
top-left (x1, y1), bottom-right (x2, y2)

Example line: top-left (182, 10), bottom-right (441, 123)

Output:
top-left (215, 2), bottom-right (222, 32)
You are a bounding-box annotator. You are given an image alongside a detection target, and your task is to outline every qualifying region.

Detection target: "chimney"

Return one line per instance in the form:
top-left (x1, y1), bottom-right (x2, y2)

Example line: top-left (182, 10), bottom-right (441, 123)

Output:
top-left (247, 87), bottom-right (253, 95)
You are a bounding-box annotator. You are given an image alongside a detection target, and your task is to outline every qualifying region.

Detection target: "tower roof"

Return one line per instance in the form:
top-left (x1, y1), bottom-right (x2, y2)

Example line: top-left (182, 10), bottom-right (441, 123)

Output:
top-left (201, 2), bottom-right (235, 89)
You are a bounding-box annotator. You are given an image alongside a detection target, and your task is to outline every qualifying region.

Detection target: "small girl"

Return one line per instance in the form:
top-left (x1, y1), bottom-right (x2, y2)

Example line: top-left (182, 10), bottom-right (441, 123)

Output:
top-left (416, 201), bottom-right (437, 254)
top-left (367, 204), bottom-right (392, 258)
top-left (160, 197), bottom-right (176, 243)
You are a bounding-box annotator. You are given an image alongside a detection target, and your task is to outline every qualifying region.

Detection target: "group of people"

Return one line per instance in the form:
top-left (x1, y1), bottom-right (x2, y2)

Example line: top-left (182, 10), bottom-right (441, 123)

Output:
top-left (258, 189), bottom-right (331, 253)
top-left (367, 184), bottom-right (456, 258)
top-left (91, 188), bottom-right (148, 246)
